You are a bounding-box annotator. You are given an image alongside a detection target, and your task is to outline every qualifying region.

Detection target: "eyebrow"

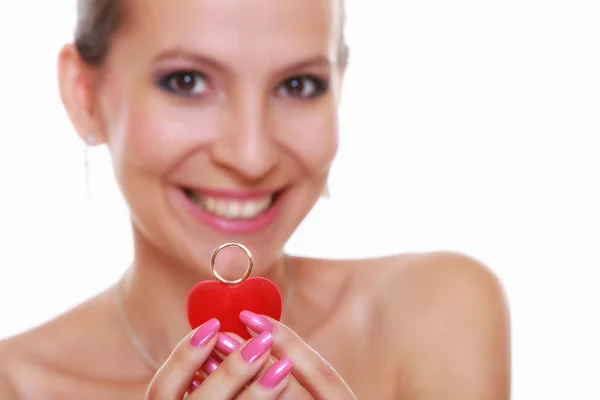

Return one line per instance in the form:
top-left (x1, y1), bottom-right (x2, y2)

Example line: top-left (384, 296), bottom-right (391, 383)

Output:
top-left (153, 48), bottom-right (229, 71)
top-left (285, 55), bottom-right (332, 71)
top-left (152, 48), bottom-right (332, 73)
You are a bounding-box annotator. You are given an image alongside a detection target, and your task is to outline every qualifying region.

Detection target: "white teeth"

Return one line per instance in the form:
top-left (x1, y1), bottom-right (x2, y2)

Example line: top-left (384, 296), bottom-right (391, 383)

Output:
top-left (189, 193), bottom-right (274, 219)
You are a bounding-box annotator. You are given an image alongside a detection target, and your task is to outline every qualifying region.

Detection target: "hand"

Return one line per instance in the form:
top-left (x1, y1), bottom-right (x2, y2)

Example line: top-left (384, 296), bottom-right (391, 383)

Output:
top-left (146, 312), bottom-right (357, 399)
top-left (238, 311), bottom-right (358, 400)
top-left (206, 311), bottom-right (357, 399)
top-left (145, 318), bottom-right (292, 399)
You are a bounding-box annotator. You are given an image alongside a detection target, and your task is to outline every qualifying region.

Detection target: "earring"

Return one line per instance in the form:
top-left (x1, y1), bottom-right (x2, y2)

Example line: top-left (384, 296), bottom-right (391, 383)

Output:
top-left (86, 132), bottom-right (97, 145)
top-left (84, 132), bottom-right (96, 200)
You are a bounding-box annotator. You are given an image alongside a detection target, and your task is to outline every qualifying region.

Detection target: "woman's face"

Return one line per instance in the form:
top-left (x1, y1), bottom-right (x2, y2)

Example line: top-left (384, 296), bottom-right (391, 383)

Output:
top-left (89, 0), bottom-right (345, 275)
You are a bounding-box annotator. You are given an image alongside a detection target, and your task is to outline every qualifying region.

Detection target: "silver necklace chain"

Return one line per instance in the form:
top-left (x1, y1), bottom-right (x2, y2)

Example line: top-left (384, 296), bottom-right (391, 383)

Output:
top-left (115, 276), bottom-right (163, 372)
top-left (115, 255), bottom-right (292, 372)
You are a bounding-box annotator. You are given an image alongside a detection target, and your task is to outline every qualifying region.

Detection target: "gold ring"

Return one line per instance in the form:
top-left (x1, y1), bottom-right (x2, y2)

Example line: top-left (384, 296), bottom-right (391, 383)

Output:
top-left (209, 242), bottom-right (254, 285)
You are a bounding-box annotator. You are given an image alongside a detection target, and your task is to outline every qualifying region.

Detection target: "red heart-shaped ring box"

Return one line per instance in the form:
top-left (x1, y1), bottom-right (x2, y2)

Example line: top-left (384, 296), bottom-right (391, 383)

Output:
top-left (187, 277), bottom-right (283, 340)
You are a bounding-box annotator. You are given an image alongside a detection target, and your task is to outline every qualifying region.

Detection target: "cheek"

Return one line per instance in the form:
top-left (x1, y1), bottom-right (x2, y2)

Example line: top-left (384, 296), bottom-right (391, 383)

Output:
top-left (103, 93), bottom-right (216, 181)
top-left (279, 102), bottom-right (339, 173)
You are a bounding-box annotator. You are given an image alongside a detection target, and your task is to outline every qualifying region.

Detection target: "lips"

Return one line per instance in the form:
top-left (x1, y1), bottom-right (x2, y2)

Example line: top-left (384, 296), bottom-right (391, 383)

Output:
top-left (183, 189), bottom-right (279, 220)
top-left (178, 186), bottom-right (286, 234)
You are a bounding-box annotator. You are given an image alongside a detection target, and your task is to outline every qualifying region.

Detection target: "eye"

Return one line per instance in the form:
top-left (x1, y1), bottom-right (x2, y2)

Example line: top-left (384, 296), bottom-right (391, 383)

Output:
top-left (159, 71), bottom-right (209, 96)
top-left (277, 75), bottom-right (328, 99)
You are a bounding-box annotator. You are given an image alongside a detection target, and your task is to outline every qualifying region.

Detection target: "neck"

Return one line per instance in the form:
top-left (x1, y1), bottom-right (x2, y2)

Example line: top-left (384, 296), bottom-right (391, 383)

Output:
top-left (118, 228), bottom-right (289, 372)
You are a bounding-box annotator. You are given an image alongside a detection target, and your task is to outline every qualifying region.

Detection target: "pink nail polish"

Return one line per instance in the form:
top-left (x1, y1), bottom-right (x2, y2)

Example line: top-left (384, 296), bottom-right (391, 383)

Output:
top-left (216, 332), bottom-right (240, 355)
top-left (188, 378), bottom-right (202, 393)
top-left (241, 331), bottom-right (273, 363)
top-left (202, 355), bottom-right (220, 375)
top-left (190, 318), bottom-right (220, 347)
top-left (259, 357), bottom-right (292, 389)
top-left (240, 310), bottom-right (274, 333)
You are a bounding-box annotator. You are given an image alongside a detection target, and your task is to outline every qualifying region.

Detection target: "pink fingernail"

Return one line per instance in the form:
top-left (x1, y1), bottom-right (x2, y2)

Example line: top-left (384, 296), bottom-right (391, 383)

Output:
top-left (188, 378), bottom-right (202, 393)
top-left (216, 332), bottom-right (240, 355)
top-left (241, 331), bottom-right (273, 363)
top-left (202, 355), bottom-right (220, 375)
top-left (190, 318), bottom-right (220, 347)
top-left (259, 357), bottom-right (292, 389)
top-left (240, 310), bottom-right (274, 333)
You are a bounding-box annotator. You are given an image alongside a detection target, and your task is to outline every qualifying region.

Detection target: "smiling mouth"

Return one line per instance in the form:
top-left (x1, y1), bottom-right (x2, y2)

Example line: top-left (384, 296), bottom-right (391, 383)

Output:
top-left (182, 188), bottom-right (281, 220)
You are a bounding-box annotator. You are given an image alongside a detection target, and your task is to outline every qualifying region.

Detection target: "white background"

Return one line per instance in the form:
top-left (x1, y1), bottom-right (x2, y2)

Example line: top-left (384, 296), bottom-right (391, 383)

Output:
top-left (0, 0), bottom-right (599, 398)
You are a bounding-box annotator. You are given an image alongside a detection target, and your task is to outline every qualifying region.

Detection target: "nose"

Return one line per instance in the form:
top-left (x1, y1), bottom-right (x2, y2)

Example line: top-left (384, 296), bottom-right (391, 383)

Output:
top-left (210, 91), bottom-right (279, 181)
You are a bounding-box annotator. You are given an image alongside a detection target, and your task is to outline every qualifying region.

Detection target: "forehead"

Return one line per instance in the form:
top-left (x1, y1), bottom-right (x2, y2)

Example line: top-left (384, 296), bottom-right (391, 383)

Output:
top-left (120, 0), bottom-right (340, 64)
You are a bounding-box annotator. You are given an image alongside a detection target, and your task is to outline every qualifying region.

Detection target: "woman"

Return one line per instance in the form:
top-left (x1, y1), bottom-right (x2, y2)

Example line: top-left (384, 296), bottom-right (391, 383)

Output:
top-left (0, 0), bottom-right (510, 398)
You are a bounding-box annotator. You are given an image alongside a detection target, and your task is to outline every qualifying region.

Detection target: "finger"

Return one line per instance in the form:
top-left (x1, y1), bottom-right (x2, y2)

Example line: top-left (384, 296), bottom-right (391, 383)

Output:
top-left (215, 332), bottom-right (313, 398)
top-left (240, 311), bottom-right (356, 399)
top-left (186, 343), bottom-right (226, 394)
top-left (187, 355), bottom-right (220, 394)
top-left (188, 331), bottom-right (245, 392)
top-left (215, 332), bottom-right (275, 380)
top-left (188, 331), bottom-right (274, 400)
top-left (187, 332), bottom-right (237, 394)
top-left (214, 331), bottom-right (243, 359)
top-left (236, 357), bottom-right (293, 400)
top-left (145, 318), bottom-right (220, 400)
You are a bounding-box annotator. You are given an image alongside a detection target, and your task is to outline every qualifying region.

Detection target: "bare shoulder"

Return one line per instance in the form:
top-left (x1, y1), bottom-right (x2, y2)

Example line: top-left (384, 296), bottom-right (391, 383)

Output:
top-left (0, 342), bottom-right (18, 398)
top-left (0, 372), bottom-right (20, 399)
top-left (340, 251), bottom-right (508, 306)
top-left (0, 287), bottom-right (132, 399)
top-left (0, 331), bottom-right (37, 399)
top-left (349, 252), bottom-right (511, 399)
top-left (385, 251), bottom-right (508, 312)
